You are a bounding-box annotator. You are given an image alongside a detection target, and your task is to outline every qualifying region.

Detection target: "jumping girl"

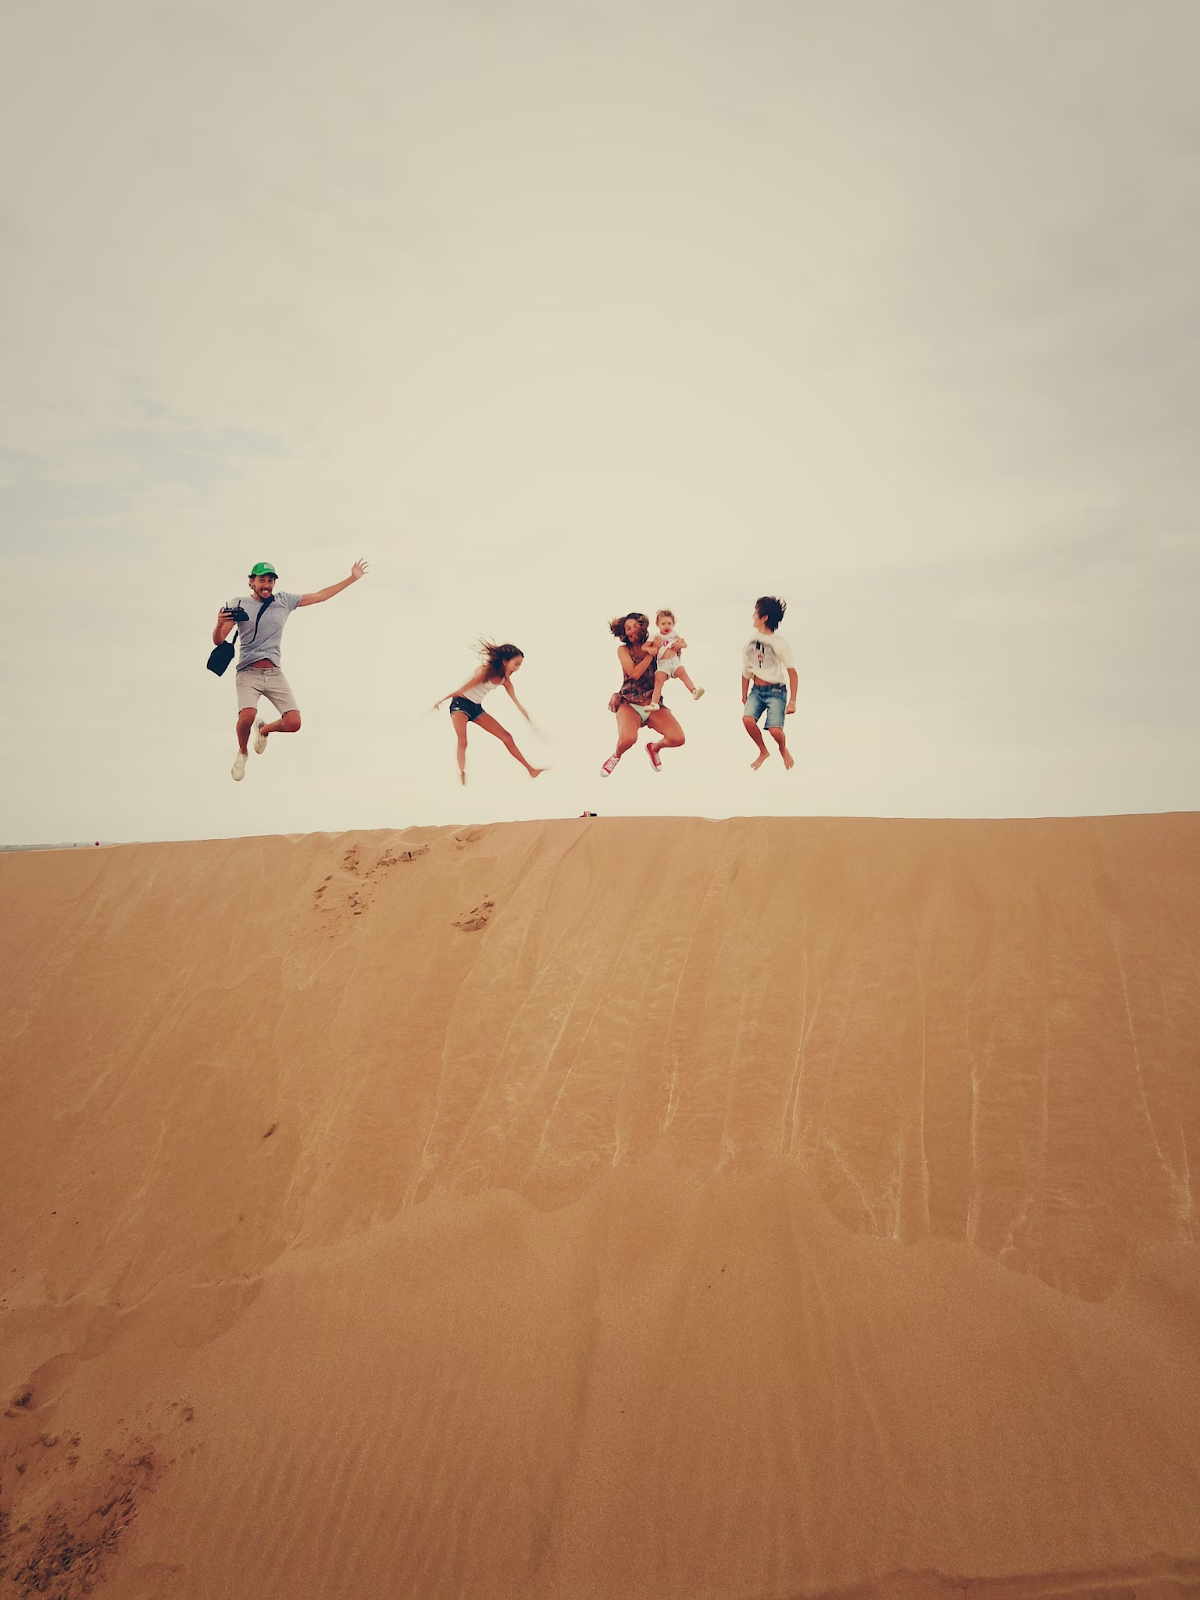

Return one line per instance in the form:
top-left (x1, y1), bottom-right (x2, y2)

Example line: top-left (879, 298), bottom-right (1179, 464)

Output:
top-left (601, 613), bottom-right (686, 776)
top-left (434, 642), bottom-right (546, 785)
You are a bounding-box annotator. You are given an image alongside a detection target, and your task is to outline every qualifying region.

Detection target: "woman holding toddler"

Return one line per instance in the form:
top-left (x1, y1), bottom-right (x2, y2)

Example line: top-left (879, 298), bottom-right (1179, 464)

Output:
top-left (600, 613), bottom-right (687, 777)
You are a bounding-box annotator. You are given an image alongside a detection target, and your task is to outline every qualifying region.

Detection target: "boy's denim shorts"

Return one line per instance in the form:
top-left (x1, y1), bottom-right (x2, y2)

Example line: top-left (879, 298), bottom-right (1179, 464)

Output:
top-left (744, 682), bottom-right (787, 729)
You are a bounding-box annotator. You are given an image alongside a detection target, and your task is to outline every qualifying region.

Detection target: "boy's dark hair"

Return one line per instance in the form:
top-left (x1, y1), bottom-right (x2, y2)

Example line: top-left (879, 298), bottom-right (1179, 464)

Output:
top-left (754, 595), bottom-right (786, 632)
top-left (609, 613), bottom-right (649, 644)
top-left (655, 608), bottom-right (675, 624)
top-left (477, 640), bottom-right (524, 679)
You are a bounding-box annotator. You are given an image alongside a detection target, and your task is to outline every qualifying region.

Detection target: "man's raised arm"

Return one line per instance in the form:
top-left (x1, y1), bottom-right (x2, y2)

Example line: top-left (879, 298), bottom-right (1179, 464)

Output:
top-left (298, 558), bottom-right (369, 607)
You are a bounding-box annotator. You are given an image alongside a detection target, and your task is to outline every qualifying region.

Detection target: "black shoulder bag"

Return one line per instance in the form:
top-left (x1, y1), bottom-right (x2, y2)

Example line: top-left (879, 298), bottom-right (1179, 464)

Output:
top-left (207, 595), bottom-right (275, 676)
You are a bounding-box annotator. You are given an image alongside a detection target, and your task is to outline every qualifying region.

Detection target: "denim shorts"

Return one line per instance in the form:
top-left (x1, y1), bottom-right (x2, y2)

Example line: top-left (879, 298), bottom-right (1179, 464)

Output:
top-left (449, 695), bottom-right (485, 722)
top-left (744, 682), bottom-right (786, 729)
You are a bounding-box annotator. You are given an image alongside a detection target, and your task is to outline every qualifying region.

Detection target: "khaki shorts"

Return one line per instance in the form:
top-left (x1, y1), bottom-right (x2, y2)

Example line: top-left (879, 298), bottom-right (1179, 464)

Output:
top-left (236, 667), bottom-right (299, 716)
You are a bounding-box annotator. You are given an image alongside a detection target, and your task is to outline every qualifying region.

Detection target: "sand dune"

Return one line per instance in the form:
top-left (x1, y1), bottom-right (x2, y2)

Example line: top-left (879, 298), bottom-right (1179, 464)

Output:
top-left (1, 815), bottom-right (1199, 1599)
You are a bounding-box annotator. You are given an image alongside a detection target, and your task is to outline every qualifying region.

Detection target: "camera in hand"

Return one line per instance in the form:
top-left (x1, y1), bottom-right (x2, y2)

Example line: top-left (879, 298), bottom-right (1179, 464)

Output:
top-left (223, 605), bottom-right (250, 622)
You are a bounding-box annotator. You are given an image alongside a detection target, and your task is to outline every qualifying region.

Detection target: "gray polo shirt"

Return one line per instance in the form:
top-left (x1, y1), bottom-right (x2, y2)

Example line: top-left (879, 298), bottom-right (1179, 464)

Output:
top-left (225, 590), bottom-right (303, 671)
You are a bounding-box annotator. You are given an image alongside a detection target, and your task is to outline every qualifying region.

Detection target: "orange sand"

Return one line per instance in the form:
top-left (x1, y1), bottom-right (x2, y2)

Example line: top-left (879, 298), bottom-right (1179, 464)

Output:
top-left (1, 815), bottom-right (1199, 1599)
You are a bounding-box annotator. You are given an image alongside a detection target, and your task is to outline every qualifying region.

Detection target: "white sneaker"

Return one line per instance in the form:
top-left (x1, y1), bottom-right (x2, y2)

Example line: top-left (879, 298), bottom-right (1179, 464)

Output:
top-left (254, 721), bottom-right (268, 754)
top-left (692, 686), bottom-right (705, 700)
top-left (231, 751), bottom-right (248, 781)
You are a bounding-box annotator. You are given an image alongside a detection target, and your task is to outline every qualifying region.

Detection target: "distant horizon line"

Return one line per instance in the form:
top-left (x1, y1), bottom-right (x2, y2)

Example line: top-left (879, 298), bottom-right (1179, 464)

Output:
top-left (4, 810), bottom-right (1199, 855)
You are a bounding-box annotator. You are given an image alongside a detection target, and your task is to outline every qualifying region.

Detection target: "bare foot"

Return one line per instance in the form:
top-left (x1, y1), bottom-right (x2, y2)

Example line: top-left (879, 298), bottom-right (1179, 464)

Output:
top-left (458, 770), bottom-right (467, 786)
top-left (528, 767), bottom-right (548, 778)
top-left (780, 748), bottom-right (795, 770)
top-left (751, 751), bottom-right (769, 770)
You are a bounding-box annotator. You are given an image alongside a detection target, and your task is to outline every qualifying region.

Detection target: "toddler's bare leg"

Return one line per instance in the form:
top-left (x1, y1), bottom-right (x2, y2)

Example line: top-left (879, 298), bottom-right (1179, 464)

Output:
top-left (650, 670), bottom-right (667, 709)
top-left (675, 666), bottom-right (697, 694)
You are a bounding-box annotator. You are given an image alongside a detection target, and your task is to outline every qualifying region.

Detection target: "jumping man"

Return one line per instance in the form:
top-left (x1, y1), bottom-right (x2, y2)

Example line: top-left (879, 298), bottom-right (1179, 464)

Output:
top-left (213, 558), bottom-right (369, 781)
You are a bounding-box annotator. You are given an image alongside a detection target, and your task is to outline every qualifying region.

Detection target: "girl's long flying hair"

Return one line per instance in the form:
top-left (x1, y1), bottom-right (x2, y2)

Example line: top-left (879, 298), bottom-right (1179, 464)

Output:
top-left (478, 639), bottom-right (524, 680)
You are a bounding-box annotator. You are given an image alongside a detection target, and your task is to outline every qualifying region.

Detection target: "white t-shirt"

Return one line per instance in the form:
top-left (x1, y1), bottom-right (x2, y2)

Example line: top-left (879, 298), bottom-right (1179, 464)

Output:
top-left (655, 630), bottom-right (682, 666)
top-left (743, 630), bottom-right (794, 685)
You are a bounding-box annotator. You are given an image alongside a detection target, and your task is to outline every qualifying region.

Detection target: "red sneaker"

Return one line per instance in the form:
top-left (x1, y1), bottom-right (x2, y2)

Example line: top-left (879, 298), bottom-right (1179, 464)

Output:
top-left (647, 743), bottom-right (662, 772)
top-left (601, 753), bottom-right (621, 777)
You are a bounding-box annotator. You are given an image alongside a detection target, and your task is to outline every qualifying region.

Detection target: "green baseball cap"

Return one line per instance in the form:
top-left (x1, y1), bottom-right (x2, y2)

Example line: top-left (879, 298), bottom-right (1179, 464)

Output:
top-left (249, 561), bottom-right (278, 578)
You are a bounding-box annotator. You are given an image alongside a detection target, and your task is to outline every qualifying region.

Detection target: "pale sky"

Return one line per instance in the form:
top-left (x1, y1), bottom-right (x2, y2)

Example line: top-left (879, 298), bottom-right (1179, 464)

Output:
top-left (2, 0), bottom-right (1198, 844)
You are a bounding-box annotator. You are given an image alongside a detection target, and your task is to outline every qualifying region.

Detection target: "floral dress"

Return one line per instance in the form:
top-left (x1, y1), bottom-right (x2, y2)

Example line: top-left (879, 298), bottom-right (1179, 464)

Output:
top-left (618, 644), bottom-right (654, 707)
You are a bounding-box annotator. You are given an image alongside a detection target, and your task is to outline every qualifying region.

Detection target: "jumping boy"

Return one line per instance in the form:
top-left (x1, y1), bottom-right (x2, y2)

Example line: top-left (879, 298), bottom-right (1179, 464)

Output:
top-left (212, 557), bottom-right (368, 781)
top-left (648, 608), bottom-right (704, 710)
top-left (742, 595), bottom-right (797, 770)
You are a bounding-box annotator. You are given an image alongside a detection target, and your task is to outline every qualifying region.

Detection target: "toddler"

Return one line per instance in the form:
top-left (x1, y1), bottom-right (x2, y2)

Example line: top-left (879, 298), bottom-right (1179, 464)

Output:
top-left (649, 608), bottom-right (704, 710)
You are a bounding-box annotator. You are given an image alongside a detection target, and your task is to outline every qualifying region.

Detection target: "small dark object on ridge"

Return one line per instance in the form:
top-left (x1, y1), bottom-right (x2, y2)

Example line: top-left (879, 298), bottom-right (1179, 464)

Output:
top-left (263, 1124), bottom-right (277, 1139)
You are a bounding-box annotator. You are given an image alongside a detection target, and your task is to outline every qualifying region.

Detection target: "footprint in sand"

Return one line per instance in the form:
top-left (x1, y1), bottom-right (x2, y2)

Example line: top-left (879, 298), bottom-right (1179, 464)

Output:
top-left (312, 872), bottom-right (373, 931)
top-left (454, 899), bottom-right (495, 932)
top-left (376, 844), bottom-right (430, 867)
top-left (1, 1443), bottom-right (170, 1594)
top-left (7, 1353), bottom-right (79, 1415)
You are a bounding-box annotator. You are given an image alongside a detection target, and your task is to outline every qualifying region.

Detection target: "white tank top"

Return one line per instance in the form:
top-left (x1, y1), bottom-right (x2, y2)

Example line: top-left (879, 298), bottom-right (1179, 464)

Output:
top-left (460, 676), bottom-right (499, 705)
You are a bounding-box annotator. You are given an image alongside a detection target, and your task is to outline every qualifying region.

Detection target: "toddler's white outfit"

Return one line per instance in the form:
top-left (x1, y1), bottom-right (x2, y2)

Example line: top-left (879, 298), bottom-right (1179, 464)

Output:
top-left (655, 632), bottom-right (683, 677)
